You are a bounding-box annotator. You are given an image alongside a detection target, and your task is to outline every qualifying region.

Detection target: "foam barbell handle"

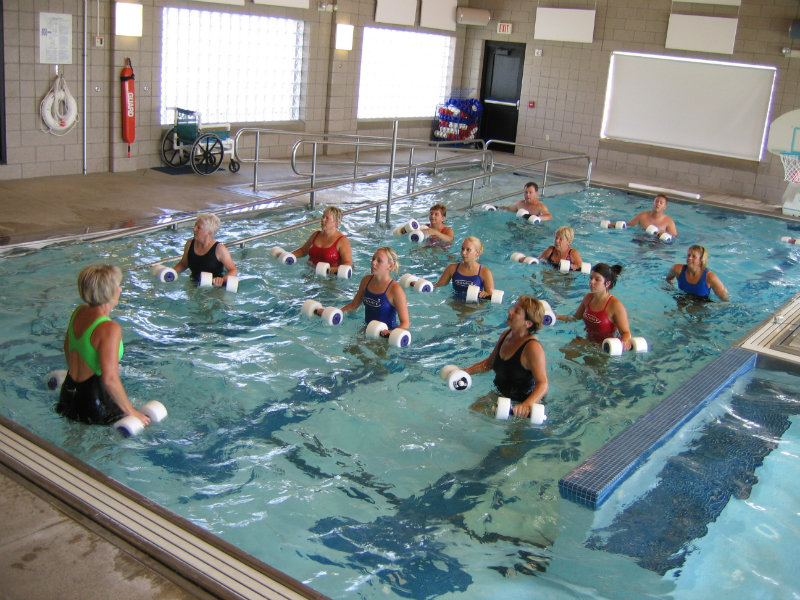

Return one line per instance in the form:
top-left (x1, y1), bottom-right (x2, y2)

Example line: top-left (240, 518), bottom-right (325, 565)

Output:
top-left (225, 276), bottom-right (239, 293)
top-left (631, 337), bottom-right (649, 353)
top-left (388, 328), bottom-right (412, 348)
top-left (645, 224), bottom-right (660, 235)
top-left (337, 265), bottom-right (353, 279)
top-left (301, 299), bottom-right (323, 318)
top-left (46, 369), bottom-right (68, 391)
top-left (366, 320), bottom-right (388, 338)
top-left (510, 252), bottom-right (525, 262)
top-left (399, 273), bottom-right (418, 288)
top-left (278, 251), bottom-right (296, 265)
top-left (658, 232), bottom-right (673, 243)
top-left (614, 221), bottom-right (627, 229)
top-left (495, 397), bottom-right (511, 420)
top-left (559, 259), bottom-right (571, 273)
top-left (491, 289), bottom-right (504, 304)
top-left (270, 246), bottom-right (286, 257)
top-left (523, 256), bottom-right (539, 265)
top-left (412, 278), bottom-right (433, 293)
top-left (600, 219), bottom-right (611, 228)
top-left (315, 262), bottom-right (331, 277)
top-left (409, 230), bottom-right (426, 243)
top-left (141, 400), bottom-right (168, 423)
top-left (151, 265), bottom-right (177, 282)
top-left (516, 208), bottom-right (530, 218)
top-left (321, 306), bottom-right (344, 326)
top-left (483, 204), bottom-right (497, 211)
top-left (199, 272), bottom-right (213, 287)
top-left (581, 262), bottom-right (592, 274)
top-left (465, 285), bottom-right (480, 303)
top-left (603, 337), bottom-right (624, 356)
top-left (114, 415), bottom-right (144, 437)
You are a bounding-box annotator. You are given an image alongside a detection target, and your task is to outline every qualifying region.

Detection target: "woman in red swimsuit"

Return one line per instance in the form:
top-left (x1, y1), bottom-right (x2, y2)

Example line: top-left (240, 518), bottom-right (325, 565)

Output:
top-left (557, 263), bottom-right (633, 350)
top-left (292, 206), bottom-right (353, 275)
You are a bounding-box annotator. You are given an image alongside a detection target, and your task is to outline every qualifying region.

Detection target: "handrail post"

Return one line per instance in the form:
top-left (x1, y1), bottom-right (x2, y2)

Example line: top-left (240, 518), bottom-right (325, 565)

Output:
top-left (253, 131), bottom-right (261, 192)
top-left (354, 139), bottom-right (360, 180)
top-left (406, 147), bottom-right (415, 194)
top-left (310, 142), bottom-right (317, 208)
top-left (385, 120), bottom-right (399, 225)
top-left (542, 160), bottom-right (549, 194)
top-left (469, 179), bottom-right (476, 207)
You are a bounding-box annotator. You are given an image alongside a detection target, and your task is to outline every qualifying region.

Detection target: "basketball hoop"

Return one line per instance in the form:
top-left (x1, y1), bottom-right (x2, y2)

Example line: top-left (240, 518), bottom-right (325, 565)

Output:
top-left (781, 152), bottom-right (800, 184)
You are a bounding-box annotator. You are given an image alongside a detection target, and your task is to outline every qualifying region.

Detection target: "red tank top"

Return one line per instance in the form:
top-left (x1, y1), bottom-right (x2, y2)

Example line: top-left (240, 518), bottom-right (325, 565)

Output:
top-left (308, 232), bottom-right (344, 266)
top-left (583, 295), bottom-right (617, 342)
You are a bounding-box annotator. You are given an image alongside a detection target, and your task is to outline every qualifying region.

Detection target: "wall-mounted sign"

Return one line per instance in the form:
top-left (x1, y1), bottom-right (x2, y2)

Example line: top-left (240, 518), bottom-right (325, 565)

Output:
top-left (497, 22), bottom-right (512, 35)
top-left (39, 13), bottom-right (72, 64)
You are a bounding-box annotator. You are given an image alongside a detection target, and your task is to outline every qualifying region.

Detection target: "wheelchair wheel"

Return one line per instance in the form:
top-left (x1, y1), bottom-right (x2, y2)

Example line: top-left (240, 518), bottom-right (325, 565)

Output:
top-left (229, 159), bottom-right (240, 173)
top-left (161, 127), bottom-right (189, 167)
top-left (191, 134), bottom-right (224, 175)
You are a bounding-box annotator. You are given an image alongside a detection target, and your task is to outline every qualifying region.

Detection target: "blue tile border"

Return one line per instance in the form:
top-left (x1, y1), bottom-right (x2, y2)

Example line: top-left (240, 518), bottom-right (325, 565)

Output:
top-left (558, 347), bottom-right (757, 509)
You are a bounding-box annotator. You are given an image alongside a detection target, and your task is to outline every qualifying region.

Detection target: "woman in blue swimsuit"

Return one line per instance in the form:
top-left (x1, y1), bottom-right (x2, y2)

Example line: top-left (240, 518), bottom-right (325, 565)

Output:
top-left (57, 264), bottom-right (151, 426)
top-left (433, 236), bottom-right (496, 300)
top-left (666, 244), bottom-right (729, 300)
top-left (464, 296), bottom-right (549, 418)
top-left (340, 247), bottom-right (410, 336)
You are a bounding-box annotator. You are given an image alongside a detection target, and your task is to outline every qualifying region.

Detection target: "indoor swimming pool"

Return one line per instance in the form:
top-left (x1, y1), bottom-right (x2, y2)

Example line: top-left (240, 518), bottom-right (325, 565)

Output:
top-left (2, 172), bottom-right (800, 599)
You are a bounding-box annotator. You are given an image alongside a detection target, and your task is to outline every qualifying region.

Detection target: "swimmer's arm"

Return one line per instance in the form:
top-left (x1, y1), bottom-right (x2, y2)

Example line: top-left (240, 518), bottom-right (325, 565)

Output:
top-left (708, 271), bottom-right (730, 301)
top-left (569, 248), bottom-right (582, 271)
top-left (465, 331), bottom-right (505, 375)
top-left (341, 276), bottom-right (369, 313)
top-left (665, 218), bottom-right (678, 237)
top-left (173, 239), bottom-right (191, 273)
top-left (215, 243), bottom-right (237, 286)
top-left (665, 264), bottom-right (681, 284)
top-left (539, 204), bottom-right (553, 221)
top-left (330, 236), bottom-right (353, 274)
top-left (514, 341), bottom-right (548, 418)
top-left (538, 246), bottom-right (554, 260)
top-left (433, 263), bottom-right (457, 288)
top-left (626, 212), bottom-right (644, 228)
top-left (501, 201), bottom-right (522, 212)
top-left (96, 321), bottom-right (150, 425)
top-left (558, 295), bottom-right (589, 322)
top-left (609, 297), bottom-right (632, 351)
top-left (425, 225), bottom-right (454, 242)
top-left (292, 231), bottom-right (317, 259)
top-left (478, 267), bottom-right (495, 298)
top-left (386, 282), bottom-right (410, 331)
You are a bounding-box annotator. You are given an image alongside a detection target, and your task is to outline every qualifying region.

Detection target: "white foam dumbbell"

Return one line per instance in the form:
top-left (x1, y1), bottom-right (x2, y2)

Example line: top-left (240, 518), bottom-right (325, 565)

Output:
top-left (530, 403), bottom-right (547, 426)
top-left (409, 230), bottom-right (426, 243)
top-left (366, 320), bottom-right (388, 338)
top-left (337, 265), bottom-right (353, 279)
top-left (603, 337), bottom-right (624, 356)
top-left (580, 262), bottom-right (592, 274)
top-left (393, 219), bottom-right (420, 236)
top-left (490, 289), bottom-right (504, 304)
top-left (388, 328), bottom-right (412, 348)
top-left (225, 276), bottom-right (239, 293)
top-left (600, 219), bottom-right (611, 229)
top-left (301, 299), bottom-right (343, 325)
top-left (524, 214), bottom-right (542, 225)
top-left (483, 204), bottom-right (498, 211)
top-left (516, 208), bottom-right (530, 219)
top-left (45, 369), bottom-right (68, 391)
top-left (631, 337), bottom-right (649, 352)
top-left (271, 246), bottom-right (296, 265)
top-left (523, 256), bottom-right (539, 265)
top-left (113, 401), bottom-right (167, 437)
top-left (495, 397), bottom-right (511, 420)
top-left (539, 300), bottom-right (557, 326)
top-left (466, 284), bottom-right (480, 303)
top-left (199, 272), bottom-right (213, 287)
top-left (559, 259), bottom-right (571, 273)
top-left (151, 264), bottom-right (177, 283)
top-left (645, 224), bottom-right (660, 235)
top-left (399, 273), bottom-right (418, 288)
top-left (440, 365), bottom-right (472, 391)
top-left (658, 232), bottom-right (673, 243)
top-left (409, 278), bottom-right (433, 293)
top-left (315, 262), bottom-right (331, 277)
top-left (614, 221), bottom-right (627, 229)
top-left (510, 252), bottom-right (526, 262)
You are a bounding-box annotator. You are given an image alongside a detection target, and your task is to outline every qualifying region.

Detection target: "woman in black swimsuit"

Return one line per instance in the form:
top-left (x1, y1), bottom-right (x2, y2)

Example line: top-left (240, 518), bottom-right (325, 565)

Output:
top-left (464, 296), bottom-right (549, 418)
top-left (173, 213), bottom-right (237, 287)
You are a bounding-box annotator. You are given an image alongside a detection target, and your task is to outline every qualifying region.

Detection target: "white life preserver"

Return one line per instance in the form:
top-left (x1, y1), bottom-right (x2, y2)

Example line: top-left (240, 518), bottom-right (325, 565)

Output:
top-left (40, 76), bottom-right (78, 135)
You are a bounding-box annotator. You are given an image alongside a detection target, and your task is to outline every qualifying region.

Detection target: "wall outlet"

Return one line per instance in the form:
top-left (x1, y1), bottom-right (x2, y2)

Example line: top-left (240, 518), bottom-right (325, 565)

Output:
top-left (95, 36), bottom-right (104, 48)
top-left (534, 48), bottom-right (542, 57)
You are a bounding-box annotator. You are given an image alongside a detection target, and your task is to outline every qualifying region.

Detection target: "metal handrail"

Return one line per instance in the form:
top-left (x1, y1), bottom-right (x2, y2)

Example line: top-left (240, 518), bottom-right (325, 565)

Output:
top-left (485, 139), bottom-right (593, 191)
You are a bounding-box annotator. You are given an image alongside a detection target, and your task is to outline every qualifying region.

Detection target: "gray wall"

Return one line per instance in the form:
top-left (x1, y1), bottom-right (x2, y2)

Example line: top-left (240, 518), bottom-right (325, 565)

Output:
top-left (3, 0), bottom-right (799, 204)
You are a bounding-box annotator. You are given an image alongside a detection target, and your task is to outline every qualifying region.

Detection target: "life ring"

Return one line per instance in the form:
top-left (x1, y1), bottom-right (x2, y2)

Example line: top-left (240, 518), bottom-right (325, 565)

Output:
top-left (41, 88), bottom-right (78, 134)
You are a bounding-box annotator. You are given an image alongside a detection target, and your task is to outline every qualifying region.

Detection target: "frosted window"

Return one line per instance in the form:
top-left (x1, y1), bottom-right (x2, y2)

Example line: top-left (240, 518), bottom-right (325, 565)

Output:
top-left (357, 27), bottom-right (454, 120)
top-left (160, 8), bottom-right (304, 124)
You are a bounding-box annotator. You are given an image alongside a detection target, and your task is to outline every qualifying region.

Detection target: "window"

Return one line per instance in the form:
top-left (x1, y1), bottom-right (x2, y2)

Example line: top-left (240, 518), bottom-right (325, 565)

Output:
top-left (357, 27), bottom-right (454, 120)
top-left (160, 8), bottom-right (304, 125)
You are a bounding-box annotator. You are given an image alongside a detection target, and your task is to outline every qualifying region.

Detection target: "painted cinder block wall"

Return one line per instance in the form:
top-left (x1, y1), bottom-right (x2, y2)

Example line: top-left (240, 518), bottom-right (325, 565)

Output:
top-left (3, 0), bottom-right (799, 204)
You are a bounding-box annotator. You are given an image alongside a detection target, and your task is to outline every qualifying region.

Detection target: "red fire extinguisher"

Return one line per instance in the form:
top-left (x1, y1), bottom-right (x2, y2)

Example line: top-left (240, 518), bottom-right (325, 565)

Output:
top-left (120, 58), bottom-right (135, 157)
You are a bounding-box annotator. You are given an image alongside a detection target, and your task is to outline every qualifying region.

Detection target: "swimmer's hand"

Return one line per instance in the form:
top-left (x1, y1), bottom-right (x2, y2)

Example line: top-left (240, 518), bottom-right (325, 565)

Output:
top-left (212, 277), bottom-right (224, 287)
top-left (380, 329), bottom-right (391, 338)
top-left (512, 401), bottom-right (534, 418)
top-left (131, 409), bottom-right (151, 426)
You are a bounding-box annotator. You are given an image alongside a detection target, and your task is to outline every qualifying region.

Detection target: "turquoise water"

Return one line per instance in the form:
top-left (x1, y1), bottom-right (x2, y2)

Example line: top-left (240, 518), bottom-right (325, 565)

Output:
top-left (2, 173), bottom-right (800, 598)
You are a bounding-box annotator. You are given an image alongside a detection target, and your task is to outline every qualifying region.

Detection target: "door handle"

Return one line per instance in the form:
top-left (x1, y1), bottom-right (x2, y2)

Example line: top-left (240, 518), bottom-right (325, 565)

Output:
top-left (484, 99), bottom-right (520, 108)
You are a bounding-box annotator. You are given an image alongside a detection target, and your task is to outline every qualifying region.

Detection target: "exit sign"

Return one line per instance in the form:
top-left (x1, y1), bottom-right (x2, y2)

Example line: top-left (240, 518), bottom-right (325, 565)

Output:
top-left (497, 22), bottom-right (512, 35)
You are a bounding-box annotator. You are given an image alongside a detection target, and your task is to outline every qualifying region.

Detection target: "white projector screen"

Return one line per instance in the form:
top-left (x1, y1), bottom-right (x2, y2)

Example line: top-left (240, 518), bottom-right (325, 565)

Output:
top-left (601, 52), bottom-right (776, 161)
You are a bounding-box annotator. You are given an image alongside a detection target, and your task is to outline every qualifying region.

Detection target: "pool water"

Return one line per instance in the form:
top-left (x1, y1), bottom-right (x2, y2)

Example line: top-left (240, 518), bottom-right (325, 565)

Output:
top-left (2, 173), bottom-right (800, 599)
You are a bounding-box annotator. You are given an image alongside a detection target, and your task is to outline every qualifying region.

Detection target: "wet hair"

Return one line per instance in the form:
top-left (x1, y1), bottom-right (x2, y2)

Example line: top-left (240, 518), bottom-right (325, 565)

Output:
top-left (462, 236), bottom-right (483, 255)
top-left (555, 226), bottom-right (574, 244)
top-left (196, 213), bottom-right (221, 235)
top-left (524, 181), bottom-right (539, 192)
top-left (518, 296), bottom-right (545, 333)
top-left (375, 246), bottom-right (399, 273)
top-left (323, 206), bottom-right (343, 225)
top-left (688, 244), bottom-right (708, 269)
top-left (591, 263), bottom-right (623, 289)
top-left (430, 203), bottom-right (447, 217)
top-left (655, 194), bottom-right (668, 204)
top-left (78, 264), bottom-right (122, 306)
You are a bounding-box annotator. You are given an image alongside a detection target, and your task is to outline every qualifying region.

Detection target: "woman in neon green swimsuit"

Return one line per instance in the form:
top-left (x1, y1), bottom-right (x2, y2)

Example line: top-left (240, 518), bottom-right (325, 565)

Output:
top-left (57, 264), bottom-right (150, 426)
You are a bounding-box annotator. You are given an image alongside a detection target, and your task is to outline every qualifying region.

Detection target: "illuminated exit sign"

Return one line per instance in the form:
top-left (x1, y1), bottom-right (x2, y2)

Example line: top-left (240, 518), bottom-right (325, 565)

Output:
top-left (497, 22), bottom-right (512, 35)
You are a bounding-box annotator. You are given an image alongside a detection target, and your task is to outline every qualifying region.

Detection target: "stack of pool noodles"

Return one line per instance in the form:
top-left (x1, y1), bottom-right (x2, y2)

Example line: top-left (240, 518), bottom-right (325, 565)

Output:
top-left (301, 299), bottom-right (343, 325)
top-left (365, 320), bottom-right (411, 347)
top-left (399, 273), bottom-right (433, 292)
top-left (440, 364), bottom-right (472, 391)
top-left (270, 246), bottom-right (296, 264)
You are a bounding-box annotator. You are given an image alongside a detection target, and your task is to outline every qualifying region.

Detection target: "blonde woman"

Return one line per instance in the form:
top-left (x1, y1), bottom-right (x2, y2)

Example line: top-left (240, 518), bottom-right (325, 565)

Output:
top-left (434, 236), bottom-right (495, 299)
top-left (293, 206), bottom-right (353, 275)
top-left (58, 265), bottom-right (150, 426)
top-left (666, 244), bottom-right (729, 301)
top-left (539, 226), bottom-right (583, 271)
top-left (339, 247), bottom-right (410, 336)
top-left (174, 213), bottom-right (237, 286)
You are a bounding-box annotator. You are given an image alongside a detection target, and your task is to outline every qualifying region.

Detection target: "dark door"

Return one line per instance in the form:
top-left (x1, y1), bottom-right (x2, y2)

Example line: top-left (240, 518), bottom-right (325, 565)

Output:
top-left (479, 41), bottom-right (526, 153)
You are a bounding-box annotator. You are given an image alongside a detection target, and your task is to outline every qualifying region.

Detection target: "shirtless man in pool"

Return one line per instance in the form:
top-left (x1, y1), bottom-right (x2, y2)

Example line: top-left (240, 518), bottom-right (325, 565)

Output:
top-left (623, 194), bottom-right (678, 237)
top-left (502, 181), bottom-right (553, 221)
